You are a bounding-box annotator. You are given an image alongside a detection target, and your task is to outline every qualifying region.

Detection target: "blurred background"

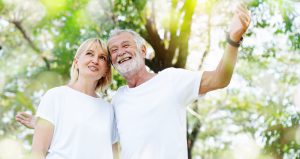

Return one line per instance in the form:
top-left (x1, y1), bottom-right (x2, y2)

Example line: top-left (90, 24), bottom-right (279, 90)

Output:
top-left (0, 0), bottom-right (300, 158)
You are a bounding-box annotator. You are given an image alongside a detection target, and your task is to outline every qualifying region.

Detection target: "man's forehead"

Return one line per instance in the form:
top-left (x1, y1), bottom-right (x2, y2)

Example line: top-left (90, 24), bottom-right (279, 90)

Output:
top-left (108, 33), bottom-right (134, 46)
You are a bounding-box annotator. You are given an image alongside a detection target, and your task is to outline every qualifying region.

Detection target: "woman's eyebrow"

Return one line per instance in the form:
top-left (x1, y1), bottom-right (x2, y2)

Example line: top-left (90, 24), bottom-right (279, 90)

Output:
top-left (86, 49), bottom-right (95, 52)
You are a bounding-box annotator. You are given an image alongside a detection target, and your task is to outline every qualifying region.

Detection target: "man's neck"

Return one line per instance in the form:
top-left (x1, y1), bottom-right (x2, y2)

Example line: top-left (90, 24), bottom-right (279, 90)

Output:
top-left (123, 68), bottom-right (156, 88)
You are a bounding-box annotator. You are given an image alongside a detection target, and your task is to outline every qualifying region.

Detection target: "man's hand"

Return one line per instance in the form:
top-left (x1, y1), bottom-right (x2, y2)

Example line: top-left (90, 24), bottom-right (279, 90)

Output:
top-left (228, 3), bottom-right (251, 42)
top-left (16, 112), bottom-right (36, 129)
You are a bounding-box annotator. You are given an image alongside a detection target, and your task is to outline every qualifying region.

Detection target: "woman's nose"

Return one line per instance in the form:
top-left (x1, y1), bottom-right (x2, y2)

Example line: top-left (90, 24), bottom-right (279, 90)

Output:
top-left (92, 56), bottom-right (99, 64)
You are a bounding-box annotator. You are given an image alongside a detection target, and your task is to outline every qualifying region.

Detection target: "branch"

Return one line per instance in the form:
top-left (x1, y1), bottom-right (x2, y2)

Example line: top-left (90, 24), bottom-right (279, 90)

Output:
top-left (175, 0), bottom-right (197, 68)
top-left (144, 17), bottom-right (167, 71)
top-left (10, 20), bottom-right (50, 69)
top-left (188, 118), bottom-right (201, 151)
top-left (167, 0), bottom-right (180, 66)
top-left (105, 0), bottom-right (118, 25)
top-left (187, 101), bottom-right (201, 157)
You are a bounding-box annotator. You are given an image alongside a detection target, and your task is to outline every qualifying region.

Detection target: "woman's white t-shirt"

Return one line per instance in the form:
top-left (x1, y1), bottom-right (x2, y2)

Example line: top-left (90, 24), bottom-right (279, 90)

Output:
top-left (36, 86), bottom-right (117, 159)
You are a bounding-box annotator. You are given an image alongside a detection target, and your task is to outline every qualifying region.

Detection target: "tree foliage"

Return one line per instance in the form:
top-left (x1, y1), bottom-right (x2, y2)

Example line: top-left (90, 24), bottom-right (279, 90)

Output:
top-left (0, 0), bottom-right (299, 158)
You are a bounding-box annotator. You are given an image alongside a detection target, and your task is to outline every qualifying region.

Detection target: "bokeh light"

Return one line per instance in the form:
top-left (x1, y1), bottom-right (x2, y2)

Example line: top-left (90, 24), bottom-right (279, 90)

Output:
top-left (293, 84), bottom-right (300, 112)
top-left (0, 138), bottom-right (25, 159)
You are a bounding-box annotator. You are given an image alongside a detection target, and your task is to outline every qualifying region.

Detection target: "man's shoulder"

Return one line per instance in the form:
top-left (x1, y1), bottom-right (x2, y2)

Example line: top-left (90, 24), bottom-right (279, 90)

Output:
top-left (157, 67), bottom-right (176, 76)
top-left (160, 67), bottom-right (191, 75)
top-left (116, 85), bottom-right (127, 93)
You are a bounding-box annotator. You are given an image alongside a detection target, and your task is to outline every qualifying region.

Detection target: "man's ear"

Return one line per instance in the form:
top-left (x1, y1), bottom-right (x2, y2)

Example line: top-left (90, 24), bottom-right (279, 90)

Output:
top-left (141, 45), bottom-right (147, 58)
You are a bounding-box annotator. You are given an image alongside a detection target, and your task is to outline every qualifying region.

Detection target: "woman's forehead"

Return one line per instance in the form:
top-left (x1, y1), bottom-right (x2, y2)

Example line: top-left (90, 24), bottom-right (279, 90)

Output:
top-left (86, 42), bottom-right (107, 55)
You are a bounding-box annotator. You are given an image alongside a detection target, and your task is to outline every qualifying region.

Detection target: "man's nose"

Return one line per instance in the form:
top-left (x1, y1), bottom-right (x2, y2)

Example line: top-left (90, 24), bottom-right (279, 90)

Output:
top-left (116, 49), bottom-right (126, 56)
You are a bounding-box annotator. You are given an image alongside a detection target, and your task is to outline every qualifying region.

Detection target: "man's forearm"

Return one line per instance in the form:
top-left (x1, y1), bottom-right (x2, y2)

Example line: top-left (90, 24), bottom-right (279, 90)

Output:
top-left (214, 43), bottom-right (238, 88)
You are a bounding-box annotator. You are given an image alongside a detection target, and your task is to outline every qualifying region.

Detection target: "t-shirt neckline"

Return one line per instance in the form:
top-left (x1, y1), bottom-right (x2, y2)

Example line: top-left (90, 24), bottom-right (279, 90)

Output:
top-left (125, 71), bottom-right (164, 92)
top-left (64, 85), bottom-right (102, 100)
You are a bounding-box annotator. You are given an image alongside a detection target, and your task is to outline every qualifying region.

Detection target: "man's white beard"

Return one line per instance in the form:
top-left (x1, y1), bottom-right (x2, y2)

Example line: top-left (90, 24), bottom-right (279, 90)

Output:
top-left (114, 50), bottom-right (144, 76)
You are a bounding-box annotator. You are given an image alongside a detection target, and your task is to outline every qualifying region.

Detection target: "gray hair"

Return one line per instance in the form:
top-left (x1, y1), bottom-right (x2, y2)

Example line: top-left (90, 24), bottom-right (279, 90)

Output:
top-left (108, 29), bottom-right (145, 51)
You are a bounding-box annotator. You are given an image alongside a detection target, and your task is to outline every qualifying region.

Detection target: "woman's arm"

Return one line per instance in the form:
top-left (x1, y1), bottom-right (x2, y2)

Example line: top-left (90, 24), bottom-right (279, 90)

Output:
top-left (30, 118), bottom-right (54, 159)
top-left (112, 143), bottom-right (120, 159)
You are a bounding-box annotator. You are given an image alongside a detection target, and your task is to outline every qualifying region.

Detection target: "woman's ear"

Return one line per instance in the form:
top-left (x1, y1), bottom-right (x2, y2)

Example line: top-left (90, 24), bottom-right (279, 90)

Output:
top-left (74, 58), bottom-right (78, 66)
top-left (73, 58), bottom-right (79, 71)
top-left (74, 57), bottom-right (78, 64)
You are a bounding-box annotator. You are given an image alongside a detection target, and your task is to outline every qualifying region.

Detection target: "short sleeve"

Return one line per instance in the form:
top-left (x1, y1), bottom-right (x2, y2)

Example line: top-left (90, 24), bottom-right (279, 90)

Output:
top-left (166, 68), bottom-right (203, 106)
top-left (36, 90), bottom-right (56, 125)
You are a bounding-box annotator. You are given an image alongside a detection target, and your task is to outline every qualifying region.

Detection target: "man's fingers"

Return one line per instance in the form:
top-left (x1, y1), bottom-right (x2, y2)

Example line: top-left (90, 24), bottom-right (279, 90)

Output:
top-left (235, 5), bottom-right (251, 26)
top-left (238, 1), bottom-right (247, 10)
top-left (237, 4), bottom-right (248, 13)
top-left (237, 8), bottom-right (250, 19)
top-left (236, 5), bottom-right (250, 16)
top-left (239, 15), bottom-right (249, 28)
top-left (238, 11), bottom-right (250, 25)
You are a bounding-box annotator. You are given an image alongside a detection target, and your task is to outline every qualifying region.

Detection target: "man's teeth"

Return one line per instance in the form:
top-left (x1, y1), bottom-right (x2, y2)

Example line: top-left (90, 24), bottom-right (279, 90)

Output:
top-left (118, 57), bottom-right (131, 64)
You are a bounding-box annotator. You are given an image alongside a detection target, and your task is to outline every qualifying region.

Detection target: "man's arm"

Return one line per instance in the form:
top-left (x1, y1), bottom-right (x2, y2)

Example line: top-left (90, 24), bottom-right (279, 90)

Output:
top-left (200, 3), bottom-right (251, 94)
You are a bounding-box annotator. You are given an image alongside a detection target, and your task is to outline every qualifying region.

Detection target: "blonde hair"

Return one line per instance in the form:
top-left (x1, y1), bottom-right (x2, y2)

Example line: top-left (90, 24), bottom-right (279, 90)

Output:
top-left (69, 38), bottom-right (112, 92)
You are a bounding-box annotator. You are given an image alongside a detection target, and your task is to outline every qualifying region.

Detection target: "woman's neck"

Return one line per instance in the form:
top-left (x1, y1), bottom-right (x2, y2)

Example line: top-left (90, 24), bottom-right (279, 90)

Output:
top-left (69, 77), bottom-right (98, 97)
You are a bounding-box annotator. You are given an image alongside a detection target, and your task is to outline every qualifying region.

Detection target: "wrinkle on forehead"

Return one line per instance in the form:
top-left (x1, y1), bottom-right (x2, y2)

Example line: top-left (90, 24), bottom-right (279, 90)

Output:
top-left (108, 32), bottom-right (134, 48)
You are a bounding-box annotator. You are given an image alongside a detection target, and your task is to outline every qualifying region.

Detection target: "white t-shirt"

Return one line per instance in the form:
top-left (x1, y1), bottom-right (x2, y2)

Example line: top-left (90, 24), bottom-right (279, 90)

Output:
top-left (112, 68), bottom-right (202, 159)
top-left (36, 86), bottom-right (117, 159)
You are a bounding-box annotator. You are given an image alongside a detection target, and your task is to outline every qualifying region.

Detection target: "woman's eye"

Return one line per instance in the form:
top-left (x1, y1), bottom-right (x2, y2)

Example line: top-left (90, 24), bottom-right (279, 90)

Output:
top-left (100, 56), bottom-right (107, 61)
top-left (86, 52), bottom-right (93, 56)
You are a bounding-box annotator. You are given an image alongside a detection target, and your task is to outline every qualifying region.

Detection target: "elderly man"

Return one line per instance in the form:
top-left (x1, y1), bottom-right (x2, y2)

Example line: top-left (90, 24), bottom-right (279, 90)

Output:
top-left (106, 4), bottom-right (250, 159)
top-left (16, 4), bottom-right (250, 159)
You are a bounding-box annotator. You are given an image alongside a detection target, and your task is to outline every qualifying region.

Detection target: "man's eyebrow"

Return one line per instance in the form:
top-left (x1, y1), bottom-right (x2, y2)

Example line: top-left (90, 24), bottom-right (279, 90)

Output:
top-left (109, 41), bottom-right (131, 49)
top-left (121, 41), bottom-right (130, 44)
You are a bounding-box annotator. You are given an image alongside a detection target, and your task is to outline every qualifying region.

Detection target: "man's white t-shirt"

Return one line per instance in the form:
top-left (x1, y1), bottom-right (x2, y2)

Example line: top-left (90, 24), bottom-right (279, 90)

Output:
top-left (112, 68), bottom-right (202, 159)
top-left (36, 86), bottom-right (117, 159)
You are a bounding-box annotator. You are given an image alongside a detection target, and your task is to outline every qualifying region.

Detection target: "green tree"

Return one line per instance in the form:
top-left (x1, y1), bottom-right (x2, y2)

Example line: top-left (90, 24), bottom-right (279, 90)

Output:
top-left (0, 0), bottom-right (299, 158)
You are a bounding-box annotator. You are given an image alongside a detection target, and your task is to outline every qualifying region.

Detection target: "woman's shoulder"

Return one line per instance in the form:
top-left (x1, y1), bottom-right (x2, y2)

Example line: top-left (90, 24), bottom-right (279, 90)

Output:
top-left (43, 85), bottom-right (68, 98)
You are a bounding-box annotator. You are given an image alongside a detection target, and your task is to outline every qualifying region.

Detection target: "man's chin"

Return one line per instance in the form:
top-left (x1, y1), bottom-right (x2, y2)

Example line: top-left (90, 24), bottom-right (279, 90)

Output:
top-left (117, 68), bottom-right (134, 75)
top-left (115, 66), bottom-right (136, 76)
